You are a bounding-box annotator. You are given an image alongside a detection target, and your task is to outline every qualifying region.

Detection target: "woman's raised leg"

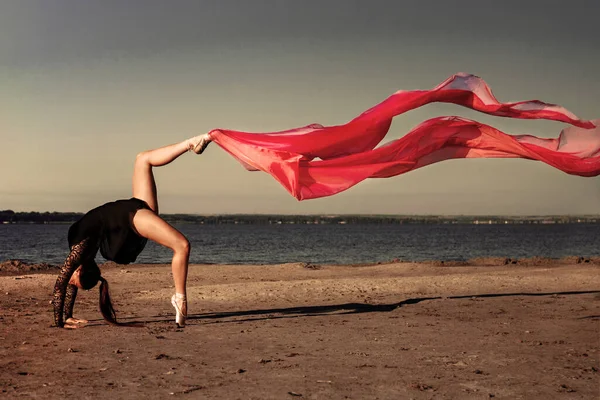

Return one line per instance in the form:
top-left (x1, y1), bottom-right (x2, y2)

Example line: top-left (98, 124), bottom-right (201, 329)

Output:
top-left (132, 135), bottom-right (208, 213)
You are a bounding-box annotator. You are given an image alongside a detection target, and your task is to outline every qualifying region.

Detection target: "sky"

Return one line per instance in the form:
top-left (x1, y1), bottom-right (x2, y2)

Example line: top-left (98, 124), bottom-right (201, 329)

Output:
top-left (1, 0), bottom-right (599, 215)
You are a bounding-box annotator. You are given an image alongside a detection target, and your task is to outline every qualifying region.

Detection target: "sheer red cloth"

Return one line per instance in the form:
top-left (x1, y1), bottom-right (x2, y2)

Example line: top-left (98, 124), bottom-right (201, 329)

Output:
top-left (208, 73), bottom-right (599, 200)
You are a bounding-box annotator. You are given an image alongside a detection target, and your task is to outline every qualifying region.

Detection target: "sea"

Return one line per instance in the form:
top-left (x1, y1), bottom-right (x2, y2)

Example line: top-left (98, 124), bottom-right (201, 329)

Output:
top-left (0, 222), bottom-right (599, 266)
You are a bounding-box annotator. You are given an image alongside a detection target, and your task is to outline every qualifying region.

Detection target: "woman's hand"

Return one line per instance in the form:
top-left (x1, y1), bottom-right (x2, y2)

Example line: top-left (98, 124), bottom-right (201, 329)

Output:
top-left (65, 317), bottom-right (88, 325)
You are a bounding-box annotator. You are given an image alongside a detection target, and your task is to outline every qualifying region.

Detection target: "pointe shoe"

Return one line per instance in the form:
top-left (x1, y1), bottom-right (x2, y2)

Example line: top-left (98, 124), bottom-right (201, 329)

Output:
top-left (171, 294), bottom-right (187, 327)
top-left (189, 134), bottom-right (211, 155)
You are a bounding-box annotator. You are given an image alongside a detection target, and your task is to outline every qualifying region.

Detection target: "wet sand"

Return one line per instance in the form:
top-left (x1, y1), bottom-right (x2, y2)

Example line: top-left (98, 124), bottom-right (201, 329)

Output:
top-left (1, 260), bottom-right (599, 399)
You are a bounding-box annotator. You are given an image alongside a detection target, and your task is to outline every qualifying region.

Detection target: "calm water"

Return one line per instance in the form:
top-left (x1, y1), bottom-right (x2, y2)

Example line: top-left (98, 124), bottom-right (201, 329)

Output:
top-left (0, 223), bottom-right (598, 265)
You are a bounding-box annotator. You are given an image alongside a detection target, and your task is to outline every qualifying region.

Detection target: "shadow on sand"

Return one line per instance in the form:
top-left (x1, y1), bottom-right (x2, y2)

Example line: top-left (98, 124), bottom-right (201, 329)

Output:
top-left (87, 290), bottom-right (600, 327)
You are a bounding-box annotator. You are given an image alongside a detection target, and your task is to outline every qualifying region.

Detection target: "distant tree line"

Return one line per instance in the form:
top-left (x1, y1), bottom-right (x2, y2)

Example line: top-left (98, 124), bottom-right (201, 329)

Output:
top-left (0, 210), bottom-right (83, 224)
top-left (1, 210), bottom-right (597, 225)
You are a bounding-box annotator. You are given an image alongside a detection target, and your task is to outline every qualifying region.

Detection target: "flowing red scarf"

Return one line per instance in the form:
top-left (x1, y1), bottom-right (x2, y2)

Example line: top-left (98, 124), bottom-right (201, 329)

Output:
top-left (208, 73), bottom-right (599, 200)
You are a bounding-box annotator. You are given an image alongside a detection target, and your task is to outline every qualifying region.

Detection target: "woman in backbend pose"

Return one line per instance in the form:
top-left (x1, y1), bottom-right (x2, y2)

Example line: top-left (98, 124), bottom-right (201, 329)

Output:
top-left (52, 134), bottom-right (212, 329)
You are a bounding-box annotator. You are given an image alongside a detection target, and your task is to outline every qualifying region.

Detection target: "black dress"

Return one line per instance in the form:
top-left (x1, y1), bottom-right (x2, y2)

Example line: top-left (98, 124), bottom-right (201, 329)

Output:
top-left (52, 197), bottom-right (151, 327)
top-left (68, 197), bottom-right (151, 264)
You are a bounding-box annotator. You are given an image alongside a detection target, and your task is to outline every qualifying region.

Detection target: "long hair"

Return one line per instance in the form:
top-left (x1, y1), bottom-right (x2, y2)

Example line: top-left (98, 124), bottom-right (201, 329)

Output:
top-left (98, 276), bottom-right (118, 325)
top-left (79, 260), bottom-right (119, 326)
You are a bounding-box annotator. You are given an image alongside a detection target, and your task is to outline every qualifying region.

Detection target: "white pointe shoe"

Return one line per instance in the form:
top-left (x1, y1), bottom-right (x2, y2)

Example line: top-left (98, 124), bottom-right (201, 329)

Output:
top-left (171, 294), bottom-right (187, 327)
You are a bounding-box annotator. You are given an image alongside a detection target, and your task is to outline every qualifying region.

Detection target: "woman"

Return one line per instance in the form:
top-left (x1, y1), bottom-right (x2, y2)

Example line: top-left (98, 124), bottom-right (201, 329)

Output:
top-left (52, 133), bottom-right (212, 329)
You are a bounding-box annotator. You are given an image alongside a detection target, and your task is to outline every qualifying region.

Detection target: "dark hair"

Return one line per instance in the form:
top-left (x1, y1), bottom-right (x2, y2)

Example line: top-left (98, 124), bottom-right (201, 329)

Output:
top-left (79, 260), bottom-right (119, 325)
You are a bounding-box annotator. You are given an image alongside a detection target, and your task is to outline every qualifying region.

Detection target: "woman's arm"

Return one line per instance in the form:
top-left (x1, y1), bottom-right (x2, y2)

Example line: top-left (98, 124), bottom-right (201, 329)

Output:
top-left (63, 285), bottom-right (88, 325)
top-left (52, 238), bottom-right (93, 327)
top-left (64, 284), bottom-right (78, 319)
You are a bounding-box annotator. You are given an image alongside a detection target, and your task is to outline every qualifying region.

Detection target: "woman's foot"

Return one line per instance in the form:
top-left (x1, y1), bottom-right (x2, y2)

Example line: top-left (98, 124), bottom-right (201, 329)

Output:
top-left (171, 293), bottom-right (187, 327)
top-left (187, 134), bottom-right (211, 154)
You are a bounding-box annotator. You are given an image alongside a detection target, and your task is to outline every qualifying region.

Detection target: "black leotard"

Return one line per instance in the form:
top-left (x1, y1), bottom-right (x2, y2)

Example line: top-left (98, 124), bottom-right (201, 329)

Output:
top-left (68, 198), bottom-right (151, 264)
top-left (52, 198), bottom-right (151, 327)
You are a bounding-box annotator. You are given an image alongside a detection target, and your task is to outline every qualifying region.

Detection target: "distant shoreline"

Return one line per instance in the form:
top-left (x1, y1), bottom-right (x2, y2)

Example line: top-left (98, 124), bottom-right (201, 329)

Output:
top-left (1, 210), bottom-right (598, 225)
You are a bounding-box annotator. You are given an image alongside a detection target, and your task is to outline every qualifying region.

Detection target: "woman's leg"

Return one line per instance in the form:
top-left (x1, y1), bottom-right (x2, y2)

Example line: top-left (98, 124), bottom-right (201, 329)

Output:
top-left (131, 209), bottom-right (190, 296)
top-left (130, 134), bottom-right (210, 325)
top-left (132, 209), bottom-right (189, 325)
top-left (132, 135), bottom-right (207, 213)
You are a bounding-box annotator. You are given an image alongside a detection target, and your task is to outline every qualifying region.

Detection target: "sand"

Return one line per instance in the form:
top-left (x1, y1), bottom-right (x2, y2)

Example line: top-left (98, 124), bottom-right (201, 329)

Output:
top-left (1, 260), bottom-right (599, 399)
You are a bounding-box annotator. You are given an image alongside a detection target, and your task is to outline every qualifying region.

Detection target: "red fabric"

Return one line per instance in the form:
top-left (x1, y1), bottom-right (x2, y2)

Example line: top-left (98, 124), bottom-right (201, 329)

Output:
top-left (209, 73), bottom-right (599, 200)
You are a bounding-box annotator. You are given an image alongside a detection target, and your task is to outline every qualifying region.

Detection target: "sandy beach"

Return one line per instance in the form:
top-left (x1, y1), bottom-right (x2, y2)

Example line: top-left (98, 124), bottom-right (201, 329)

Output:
top-left (1, 259), bottom-right (599, 399)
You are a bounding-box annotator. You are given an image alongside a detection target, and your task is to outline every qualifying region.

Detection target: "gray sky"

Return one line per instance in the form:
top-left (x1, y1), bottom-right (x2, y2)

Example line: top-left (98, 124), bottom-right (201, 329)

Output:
top-left (1, 0), bottom-right (599, 215)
